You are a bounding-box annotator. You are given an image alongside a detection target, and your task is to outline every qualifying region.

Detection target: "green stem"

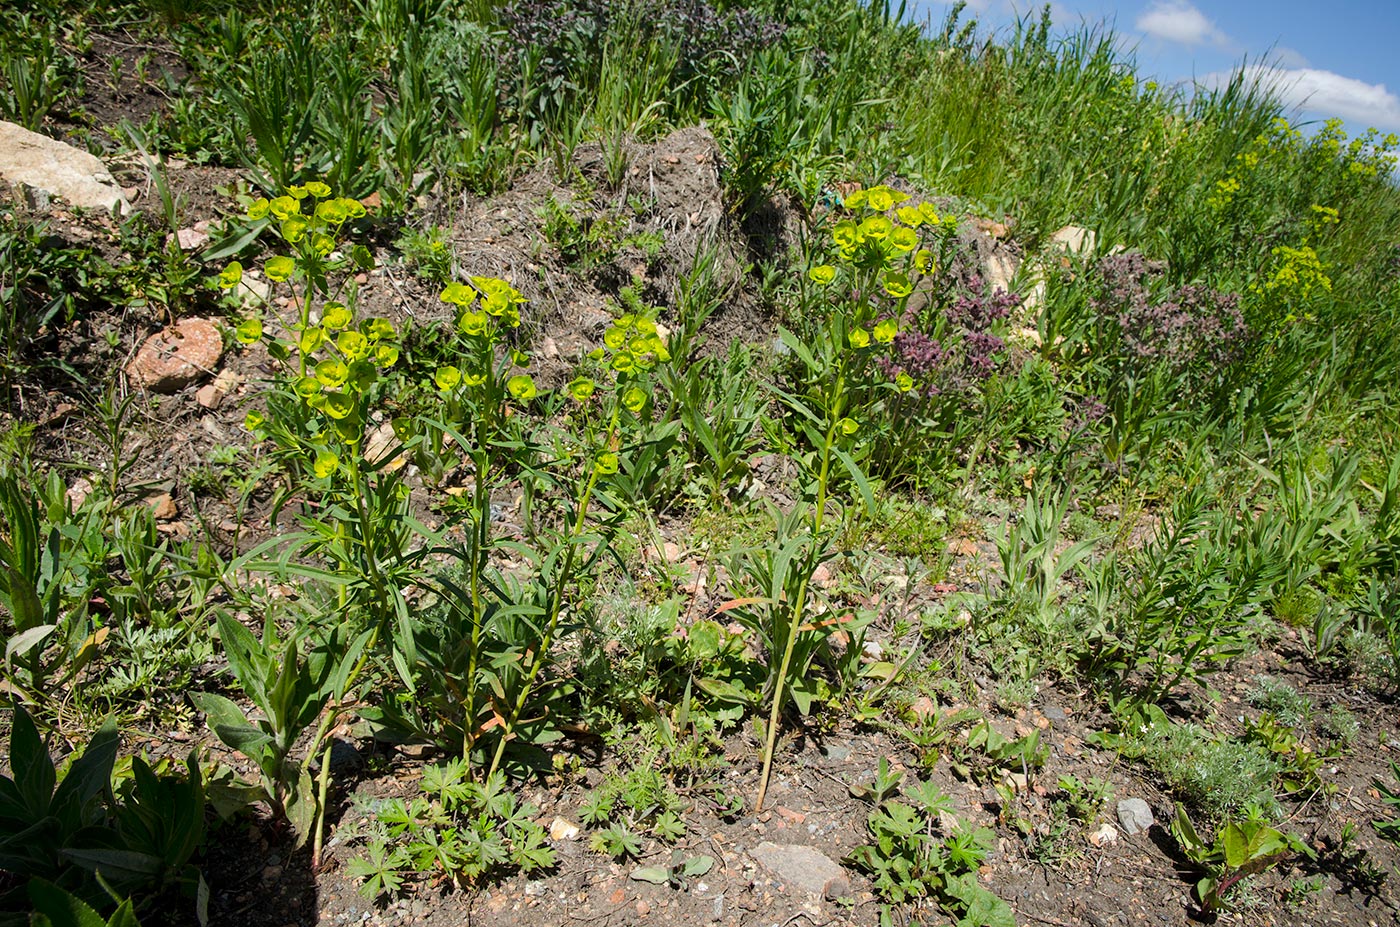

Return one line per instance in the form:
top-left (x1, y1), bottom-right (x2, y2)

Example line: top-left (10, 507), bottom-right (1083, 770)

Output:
top-left (464, 447), bottom-right (489, 762)
top-left (756, 376), bottom-right (843, 810)
top-left (485, 410), bottom-right (617, 781)
top-left (464, 342), bottom-right (499, 767)
top-left (307, 623), bottom-right (379, 867)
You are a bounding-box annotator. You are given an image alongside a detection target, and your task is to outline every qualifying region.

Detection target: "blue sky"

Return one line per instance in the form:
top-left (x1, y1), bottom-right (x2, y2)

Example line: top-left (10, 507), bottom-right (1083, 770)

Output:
top-left (912, 0), bottom-right (1400, 136)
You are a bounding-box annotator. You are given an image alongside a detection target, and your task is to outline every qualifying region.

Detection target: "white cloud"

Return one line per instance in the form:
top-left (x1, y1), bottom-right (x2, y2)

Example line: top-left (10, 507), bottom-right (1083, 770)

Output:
top-left (1136, 1), bottom-right (1229, 47)
top-left (1213, 65), bottom-right (1400, 131)
top-left (1272, 46), bottom-right (1309, 69)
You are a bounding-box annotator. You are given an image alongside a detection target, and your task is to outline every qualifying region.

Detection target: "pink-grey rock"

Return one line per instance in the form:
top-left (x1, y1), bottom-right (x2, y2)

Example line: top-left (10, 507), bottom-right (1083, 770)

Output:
top-left (127, 318), bottom-right (223, 393)
top-left (0, 120), bottom-right (130, 214)
top-left (147, 493), bottom-right (178, 521)
top-left (751, 842), bottom-right (850, 899)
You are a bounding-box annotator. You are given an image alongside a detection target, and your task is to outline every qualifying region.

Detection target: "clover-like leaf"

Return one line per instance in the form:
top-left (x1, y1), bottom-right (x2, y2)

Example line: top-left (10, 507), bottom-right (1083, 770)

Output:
top-left (594, 452), bottom-right (619, 475)
top-left (315, 359), bottom-right (348, 387)
top-left (883, 272), bottom-right (912, 298)
top-left (322, 391), bottom-right (356, 419)
top-left (294, 376), bottom-right (321, 399)
top-left (889, 228), bottom-right (918, 252)
top-left (622, 386), bottom-right (647, 414)
top-left (440, 282), bottom-right (476, 307)
top-left (337, 330), bottom-right (369, 360)
top-left (269, 195), bottom-right (298, 220)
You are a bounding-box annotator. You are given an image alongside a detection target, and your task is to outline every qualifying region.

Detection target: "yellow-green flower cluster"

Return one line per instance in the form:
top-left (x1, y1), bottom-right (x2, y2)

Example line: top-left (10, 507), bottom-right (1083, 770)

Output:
top-left (1260, 245), bottom-right (1332, 303)
top-left (564, 311), bottom-right (671, 430)
top-left (434, 276), bottom-right (534, 403)
top-left (1253, 243), bottom-right (1332, 326)
top-left (820, 185), bottom-right (953, 278)
top-left (245, 183), bottom-right (368, 252)
top-left (1306, 204), bottom-right (1340, 235)
top-left (221, 185), bottom-right (393, 478)
top-left (598, 313), bottom-right (670, 375)
top-left (807, 184), bottom-right (957, 350)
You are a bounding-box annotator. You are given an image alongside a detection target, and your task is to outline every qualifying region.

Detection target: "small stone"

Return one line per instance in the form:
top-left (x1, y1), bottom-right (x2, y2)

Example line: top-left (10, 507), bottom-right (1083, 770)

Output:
top-left (1042, 704), bottom-right (1067, 722)
top-left (811, 564), bottom-right (835, 588)
top-left (157, 520), bottom-right (189, 539)
top-left (524, 881), bottom-right (547, 897)
top-left (43, 402), bottom-right (78, 425)
top-left (1089, 822), bottom-right (1119, 847)
top-left (195, 383), bottom-right (221, 409)
top-left (67, 478), bottom-right (92, 509)
top-left (775, 806), bottom-right (806, 825)
top-left (750, 842), bottom-right (849, 899)
top-left (363, 422), bottom-right (401, 467)
top-left (635, 899), bottom-right (650, 917)
top-left (261, 865), bottom-right (282, 882)
top-left (981, 249), bottom-right (1020, 295)
top-left (947, 537), bottom-right (980, 557)
top-left (607, 888), bottom-right (626, 906)
top-left (233, 275), bottom-right (271, 306)
top-left (175, 226), bottom-right (209, 251)
top-left (821, 743), bottom-right (852, 762)
top-left (1116, 798), bottom-right (1154, 836)
top-left (196, 368), bottom-right (242, 409)
top-left (549, 817), bottom-right (581, 841)
top-left (908, 696), bottom-right (937, 721)
top-left (147, 493), bottom-right (178, 521)
top-left (127, 319), bottom-right (223, 393)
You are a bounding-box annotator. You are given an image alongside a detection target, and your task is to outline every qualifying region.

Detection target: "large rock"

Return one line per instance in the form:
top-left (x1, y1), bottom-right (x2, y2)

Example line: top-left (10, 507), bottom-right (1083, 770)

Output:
top-left (126, 318), bottom-right (223, 393)
top-left (750, 842), bottom-right (850, 899)
top-left (1049, 224), bottom-right (1097, 256)
top-left (0, 121), bottom-right (130, 214)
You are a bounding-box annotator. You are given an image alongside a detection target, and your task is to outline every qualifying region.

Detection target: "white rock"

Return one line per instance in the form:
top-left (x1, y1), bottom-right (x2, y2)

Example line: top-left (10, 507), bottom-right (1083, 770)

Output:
top-left (175, 226), bottom-right (210, 251)
top-left (1049, 225), bottom-right (1096, 255)
top-left (0, 121), bottom-right (131, 214)
top-left (549, 817), bottom-right (581, 841)
top-left (1089, 822), bottom-right (1119, 847)
top-left (982, 250), bottom-right (1020, 296)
